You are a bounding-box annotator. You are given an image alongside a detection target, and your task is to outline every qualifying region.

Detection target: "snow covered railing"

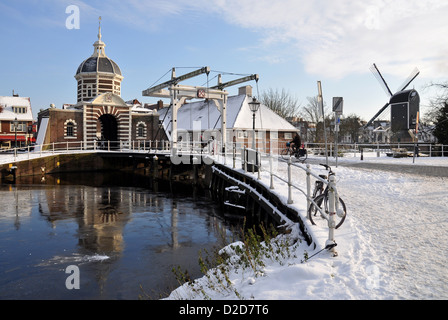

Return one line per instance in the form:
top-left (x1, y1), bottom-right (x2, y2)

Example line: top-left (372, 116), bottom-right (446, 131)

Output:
top-left (233, 148), bottom-right (341, 255)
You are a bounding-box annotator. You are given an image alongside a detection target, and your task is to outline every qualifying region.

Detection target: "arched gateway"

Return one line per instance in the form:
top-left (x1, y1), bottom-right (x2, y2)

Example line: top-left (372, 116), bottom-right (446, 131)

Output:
top-left (83, 93), bottom-right (131, 146)
top-left (36, 18), bottom-right (162, 148)
top-left (98, 114), bottom-right (117, 142)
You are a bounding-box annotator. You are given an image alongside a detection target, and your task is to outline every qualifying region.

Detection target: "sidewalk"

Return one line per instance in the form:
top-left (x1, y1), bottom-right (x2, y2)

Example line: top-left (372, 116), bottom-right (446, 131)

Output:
top-left (306, 153), bottom-right (448, 177)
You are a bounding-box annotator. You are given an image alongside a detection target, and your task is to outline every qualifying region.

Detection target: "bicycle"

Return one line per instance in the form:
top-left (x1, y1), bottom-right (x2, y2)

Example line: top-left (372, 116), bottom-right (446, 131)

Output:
top-left (308, 164), bottom-right (346, 229)
top-left (280, 143), bottom-right (307, 162)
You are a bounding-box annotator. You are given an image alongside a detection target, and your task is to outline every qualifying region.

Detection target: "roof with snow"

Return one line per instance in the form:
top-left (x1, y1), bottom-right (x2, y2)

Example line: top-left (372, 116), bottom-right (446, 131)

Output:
top-left (158, 94), bottom-right (298, 135)
top-left (0, 96), bottom-right (34, 121)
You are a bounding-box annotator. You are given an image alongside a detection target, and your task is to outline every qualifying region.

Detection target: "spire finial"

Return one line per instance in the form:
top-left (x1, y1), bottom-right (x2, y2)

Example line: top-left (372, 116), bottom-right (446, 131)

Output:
top-left (98, 16), bottom-right (102, 41)
top-left (92, 16), bottom-right (106, 57)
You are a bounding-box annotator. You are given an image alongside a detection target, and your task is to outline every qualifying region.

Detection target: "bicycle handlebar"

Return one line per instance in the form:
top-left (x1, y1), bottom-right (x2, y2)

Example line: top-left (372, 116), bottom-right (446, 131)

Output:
top-left (319, 163), bottom-right (335, 175)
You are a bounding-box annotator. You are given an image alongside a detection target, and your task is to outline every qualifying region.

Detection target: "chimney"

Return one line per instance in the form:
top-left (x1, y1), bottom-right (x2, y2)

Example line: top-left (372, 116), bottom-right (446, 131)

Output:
top-left (238, 85), bottom-right (252, 97)
top-left (157, 100), bottom-right (163, 110)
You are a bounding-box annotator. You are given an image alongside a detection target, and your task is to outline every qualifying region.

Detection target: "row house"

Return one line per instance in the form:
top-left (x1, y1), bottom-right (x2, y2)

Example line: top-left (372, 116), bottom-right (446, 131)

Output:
top-left (0, 94), bottom-right (36, 149)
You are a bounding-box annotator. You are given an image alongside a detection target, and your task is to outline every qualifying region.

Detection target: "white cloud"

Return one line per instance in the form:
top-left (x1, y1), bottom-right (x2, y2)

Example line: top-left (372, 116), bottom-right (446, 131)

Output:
top-left (201, 0), bottom-right (448, 79)
top-left (72, 0), bottom-right (448, 80)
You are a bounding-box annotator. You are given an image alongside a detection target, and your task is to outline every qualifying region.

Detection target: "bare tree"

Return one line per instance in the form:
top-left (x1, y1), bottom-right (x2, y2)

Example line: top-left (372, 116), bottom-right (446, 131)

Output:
top-left (299, 96), bottom-right (329, 123)
top-left (422, 81), bottom-right (448, 123)
top-left (422, 81), bottom-right (448, 145)
top-left (298, 96), bottom-right (332, 143)
top-left (260, 88), bottom-right (301, 119)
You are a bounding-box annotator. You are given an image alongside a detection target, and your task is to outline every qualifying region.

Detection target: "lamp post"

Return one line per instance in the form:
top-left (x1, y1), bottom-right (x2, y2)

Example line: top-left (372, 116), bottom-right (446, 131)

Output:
top-left (248, 97), bottom-right (260, 149)
top-left (13, 117), bottom-right (18, 148)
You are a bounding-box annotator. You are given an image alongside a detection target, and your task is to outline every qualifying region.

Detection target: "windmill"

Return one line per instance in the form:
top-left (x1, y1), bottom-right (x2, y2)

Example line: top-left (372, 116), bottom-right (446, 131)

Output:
top-left (365, 63), bottom-right (420, 131)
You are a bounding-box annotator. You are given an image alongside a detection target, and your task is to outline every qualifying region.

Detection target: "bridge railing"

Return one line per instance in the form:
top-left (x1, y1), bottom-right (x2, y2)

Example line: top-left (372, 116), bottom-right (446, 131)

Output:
top-left (0, 139), bottom-right (176, 163)
top-left (0, 138), bottom-right (228, 165)
top-left (301, 142), bottom-right (448, 158)
top-left (214, 144), bottom-right (341, 255)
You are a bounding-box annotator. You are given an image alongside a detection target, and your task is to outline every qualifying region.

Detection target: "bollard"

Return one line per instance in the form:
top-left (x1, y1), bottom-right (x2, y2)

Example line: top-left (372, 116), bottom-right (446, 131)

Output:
top-left (326, 175), bottom-right (338, 257)
top-left (153, 155), bottom-right (159, 179)
top-left (287, 156), bottom-right (293, 204)
top-left (233, 143), bottom-right (236, 169)
top-left (243, 146), bottom-right (247, 173)
top-left (269, 152), bottom-right (274, 189)
top-left (306, 164), bottom-right (311, 213)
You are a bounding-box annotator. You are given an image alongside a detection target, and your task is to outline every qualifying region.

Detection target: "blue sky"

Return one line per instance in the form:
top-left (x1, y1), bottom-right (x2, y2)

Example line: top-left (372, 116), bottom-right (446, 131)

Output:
top-left (1, 0), bottom-right (447, 122)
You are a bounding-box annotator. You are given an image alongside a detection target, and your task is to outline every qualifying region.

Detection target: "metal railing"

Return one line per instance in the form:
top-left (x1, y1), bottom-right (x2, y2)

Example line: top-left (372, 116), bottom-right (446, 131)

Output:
top-left (0, 140), bottom-right (174, 163)
top-left (303, 142), bottom-right (448, 158)
top-left (233, 147), bottom-right (341, 255)
top-left (1, 138), bottom-right (342, 254)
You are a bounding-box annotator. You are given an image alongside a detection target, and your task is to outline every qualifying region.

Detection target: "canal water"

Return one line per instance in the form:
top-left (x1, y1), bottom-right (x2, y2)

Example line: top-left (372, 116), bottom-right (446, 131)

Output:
top-left (0, 172), bottom-right (241, 299)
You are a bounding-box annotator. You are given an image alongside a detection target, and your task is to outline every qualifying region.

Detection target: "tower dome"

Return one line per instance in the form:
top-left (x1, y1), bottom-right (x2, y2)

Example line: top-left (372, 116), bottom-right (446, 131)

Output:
top-left (75, 18), bottom-right (123, 103)
top-left (75, 56), bottom-right (122, 76)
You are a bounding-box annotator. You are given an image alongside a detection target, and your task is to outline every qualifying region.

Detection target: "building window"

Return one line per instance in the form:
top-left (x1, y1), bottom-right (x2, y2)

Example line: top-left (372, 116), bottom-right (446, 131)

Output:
top-left (64, 119), bottom-right (77, 139)
top-left (136, 122), bottom-right (147, 139)
top-left (10, 121), bottom-right (26, 132)
top-left (66, 122), bottom-right (74, 137)
top-left (13, 106), bottom-right (27, 114)
top-left (284, 132), bottom-right (292, 140)
top-left (237, 131), bottom-right (248, 139)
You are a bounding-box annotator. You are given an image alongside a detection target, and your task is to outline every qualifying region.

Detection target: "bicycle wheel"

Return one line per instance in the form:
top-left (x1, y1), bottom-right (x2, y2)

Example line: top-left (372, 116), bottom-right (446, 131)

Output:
top-left (297, 150), bottom-right (308, 162)
top-left (308, 194), bottom-right (346, 229)
top-left (280, 148), bottom-right (291, 160)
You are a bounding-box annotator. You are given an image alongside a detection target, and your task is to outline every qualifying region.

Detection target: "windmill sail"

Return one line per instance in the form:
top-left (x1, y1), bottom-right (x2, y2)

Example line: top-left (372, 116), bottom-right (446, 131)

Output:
top-left (365, 64), bottom-right (420, 129)
top-left (397, 67), bottom-right (420, 92)
top-left (365, 102), bottom-right (390, 128)
top-left (370, 63), bottom-right (393, 97)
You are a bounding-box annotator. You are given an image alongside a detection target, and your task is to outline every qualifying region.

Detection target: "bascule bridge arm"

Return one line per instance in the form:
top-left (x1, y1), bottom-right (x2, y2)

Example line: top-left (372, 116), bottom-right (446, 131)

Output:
top-left (142, 67), bottom-right (210, 154)
top-left (141, 68), bottom-right (259, 156)
top-left (142, 66), bottom-right (210, 96)
top-left (211, 74), bottom-right (259, 91)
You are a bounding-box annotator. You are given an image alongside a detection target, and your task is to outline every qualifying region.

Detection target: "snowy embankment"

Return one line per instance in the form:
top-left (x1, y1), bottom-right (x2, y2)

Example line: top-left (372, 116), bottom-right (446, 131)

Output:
top-left (166, 153), bottom-right (448, 300)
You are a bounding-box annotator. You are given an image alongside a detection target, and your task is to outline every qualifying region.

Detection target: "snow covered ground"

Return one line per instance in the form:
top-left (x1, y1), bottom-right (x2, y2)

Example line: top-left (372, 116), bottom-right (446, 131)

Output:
top-left (167, 152), bottom-right (448, 300)
top-left (3, 149), bottom-right (447, 299)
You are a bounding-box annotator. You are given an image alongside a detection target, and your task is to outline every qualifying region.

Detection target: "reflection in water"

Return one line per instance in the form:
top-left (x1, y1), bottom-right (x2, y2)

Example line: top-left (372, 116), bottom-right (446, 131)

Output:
top-left (0, 173), bottom-right (240, 299)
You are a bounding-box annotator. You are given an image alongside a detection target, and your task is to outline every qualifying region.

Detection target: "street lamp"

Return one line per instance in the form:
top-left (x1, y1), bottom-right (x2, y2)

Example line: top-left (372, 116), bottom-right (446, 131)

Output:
top-left (13, 117), bottom-right (18, 148)
top-left (248, 97), bottom-right (260, 149)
